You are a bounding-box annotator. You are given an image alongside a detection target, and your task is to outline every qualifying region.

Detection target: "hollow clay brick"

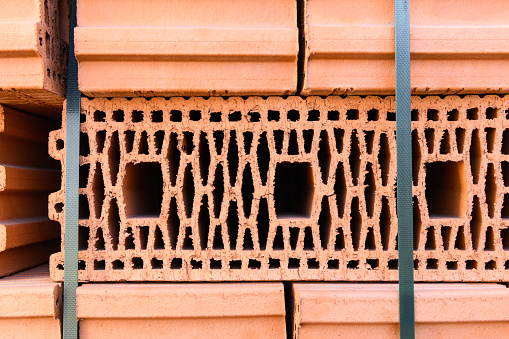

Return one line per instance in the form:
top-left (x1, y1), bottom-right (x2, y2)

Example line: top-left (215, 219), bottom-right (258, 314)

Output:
top-left (49, 95), bottom-right (509, 282)
top-left (74, 0), bottom-right (297, 97)
top-left (0, 265), bottom-right (62, 338)
top-left (301, 0), bottom-right (509, 95)
top-left (77, 282), bottom-right (285, 339)
top-left (0, 0), bottom-right (69, 117)
top-left (0, 105), bottom-right (61, 277)
top-left (291, 283), bottom-right (509, 339)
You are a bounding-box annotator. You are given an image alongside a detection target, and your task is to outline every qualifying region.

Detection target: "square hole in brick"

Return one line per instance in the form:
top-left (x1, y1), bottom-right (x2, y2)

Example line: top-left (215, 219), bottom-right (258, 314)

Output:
top-left (347, 260), bottom-right (359, 269)
top-left (78, 261), bottom-right (86, 270)
top-left (289, 258), bottom-right (300, 269)
top-left (466, 260), bottom-right (477, 270)
top-left (248, 259), bottom-right (261, 269)
top-left (269, 258), bottom-right (280, 269)
top-left (191, 259), bottom-right (202, 269)
top-left (388, 259), bottom-right (398, 270)
top-left (112, 260), bottom-right (124, 270)
top-left (425, 161), bottom-right (467, 218)
top-left (94, 260), bottom-right (105, 270)
top-left (426, 259), bottom-right (438, 269)
top-left (151, 258), bottom-right (163, 269)
top-left (210, 259), bottom-right (222, 269)
top-left (327, 259), bottom-right (339, 269)
top-left (446, 261), bottom-right (458, 270)
top-left (170, 258), bottom-right (182, 269)
top-left (132, 257), bottom-right (143, 269)
top-left (366, 259), bottom-right (379, 269)
top-left (230, 260), bottom-right (242, 269)
top-left (307, 258), bottom-right (320, 269)
top-left (123, 163), bottom-right (163, 218)
top-left (328, 110), bottom-right (339, 121)
top-left (274, 162), bottom-right (314, 218)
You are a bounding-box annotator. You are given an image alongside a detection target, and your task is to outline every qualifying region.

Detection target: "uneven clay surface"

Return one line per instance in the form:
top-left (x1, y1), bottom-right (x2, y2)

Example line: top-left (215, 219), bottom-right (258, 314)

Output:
top-left (49, 96), bottom-right (509, 282)
top-left (0, 105), bottom-right (60, 277)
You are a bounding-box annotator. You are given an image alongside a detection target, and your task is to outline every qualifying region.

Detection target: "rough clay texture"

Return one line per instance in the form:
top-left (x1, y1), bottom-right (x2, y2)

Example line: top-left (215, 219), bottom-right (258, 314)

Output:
top-left (0, 105), bottom-right (60, 277)
top-left (75, 0), bottom-right (297, 97)
top-left (302, 0), bottom-right (509, 95)
top-left (0, 265), bottom-right (62, 339)
top-left (291, 283), bottom-right (509, 339)
top-left (77, 282), bottom-right (285, 339)
top-left (0, 0), bottom-right (69, 117)
top-left (49, 95), bottom-right (509, 282)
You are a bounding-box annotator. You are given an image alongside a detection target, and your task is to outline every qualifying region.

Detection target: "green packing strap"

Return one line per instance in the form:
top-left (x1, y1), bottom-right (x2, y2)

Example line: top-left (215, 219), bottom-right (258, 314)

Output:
top-left (63, 0), bottom-right (80, 337)
top-left (395, 0), bottom-right (416, 338)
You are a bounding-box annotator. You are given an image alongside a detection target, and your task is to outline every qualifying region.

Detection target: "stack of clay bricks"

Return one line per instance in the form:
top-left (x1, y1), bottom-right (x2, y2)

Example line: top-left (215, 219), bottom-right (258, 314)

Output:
top-left (2, 0), bottom-right (509, 338)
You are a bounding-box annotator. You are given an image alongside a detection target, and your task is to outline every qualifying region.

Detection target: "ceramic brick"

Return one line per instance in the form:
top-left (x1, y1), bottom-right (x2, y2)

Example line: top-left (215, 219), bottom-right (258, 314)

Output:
top-left (301, 0), bottom-right (509, 95)
top-left (74, 0), bottom-right (297, 97)
top-left (0, 265), bottom-right (62, 338)
top-left (0, 0), bottom-right (69, 116)
top-left (291, 283), bottom-right (509, 338)
top-left (0, 105), bottom-right (60, 277)
top-left (77, 282), bottom-right (285, 339)
top-left (49, 95), bottom-right (509, 282)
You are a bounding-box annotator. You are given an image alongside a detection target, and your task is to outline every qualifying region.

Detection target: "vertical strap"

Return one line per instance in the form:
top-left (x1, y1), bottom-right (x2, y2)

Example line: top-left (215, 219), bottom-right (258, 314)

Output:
top-left (395, 0), bottom-right (415, 338)
top-left (63, 0), bottom-right (80, 337)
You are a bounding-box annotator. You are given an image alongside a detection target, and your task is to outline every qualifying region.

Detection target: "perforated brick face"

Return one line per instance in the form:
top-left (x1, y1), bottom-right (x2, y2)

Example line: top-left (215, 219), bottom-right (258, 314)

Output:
top-left (49, 96), bottom-right (509, 281)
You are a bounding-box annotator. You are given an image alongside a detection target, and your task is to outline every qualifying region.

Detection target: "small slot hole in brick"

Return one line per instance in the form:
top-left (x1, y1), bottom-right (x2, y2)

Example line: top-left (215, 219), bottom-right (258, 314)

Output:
top-left (92, 163), bottom-right (105, 219)
top-left (269, 258), bottom-right (281, 269)
top-left (227, 201), bottom-right (239, 250)
top-left (427, 109), bottom-right (439, 121)
top-left (328, 110), bottom-right (339, 121)
top-left (167, 197), bottom-right (180, 250)
top-left (112, 109), bottom-right (124, 122)
top-left (199, 133), bottom-right (210, 185)
top-left (502, 129), bottom-right (509, 154)
top-left (94, 260), bottom-right (105, 270)
top-left (79, 194), bottom-right (90, 219)
top-left (412, 130), bottom-right (421, 185)
top-left (439, 130), bottom-right (451, 154)
top-left (425, 129), bottom-right (435, 154)
top-left (364, 131), bottom-right (374, 154)
top-left (379, 133), bottom-right (391, 186)
top-left (347, 260), bottom-right (359, 269)
top-left (228, 131), bottom-right (239, 185)
top-left (154, 226), bottom-right (164, 250)
top-left (94, 110), bottom-right (106, 122)
top-left (308, 110), bottom-right (320, 121)
top-left (213, 131), bottom-right (224, 155)
top-left (303, 226), bottom-right (314, 250)
top-left (334, 162), bottom-right (347, 218)
top-left (426, 259), bottom-right (438, 269)
top-left (132, 257), bottom-right (143, 269)
top-left (411, 109), bottom-right (419, 121)
top-left (210, 259), bottom-right (222, 269)
top-left (79, 226), bottom-right (89, 250)
top-left (318, 131), bottom-right (331, 183)
top-left (486, 107), bottom-right (498, 119)
top-left (446, 261), bottom-right (457, 270)
top-left (455, 226), bottom-right (466, 250)
top-left (243, 132), bottom-right (253, 154)
top-left (80, 133), bottom-right (90, 156)
top-left (123, 163), bottom-right (163, 218)
top-left (287, 110), bottom-right (299, 121)
top-left (486, 164), bottom-right (497, 218)
top-left (242, 164), bottom-right (254, 218)
top-left (346, 109), bottom-right (359, 120)
top-left (367, 109), bottom-right (379, 121)
top-left (56, 139), bottom-right (64, 150)
top-left (171, 258), bottom-right (182, 269)
top-left (470, 130), bottom-right (482, 183)
top-left (170, 110), bottom-right (182, 122)
top-left (288, 130), bottom-right (299, 155)
top-left (151, 110), bottom-right (163, 123)
top-left (351, 197), bottom-right (361, 250)
top-left (502, 162), bottom-right (509, 186)
top-left (257, 198), bottom-right (270, 250)
top-left (366, 259), bottom-right (379, 269)
top-left (112, 260), bottom-right (124, 270)
top-left (425, 227), bottom-right (436, 250)
top-left (138, 226), bottom-right (149, 250)
top-left (229, 111), bottom-right (241, 122)
top-left (132, 110), bottom-right (143, 122)
top-left (318, 197), bottom-right (331, 249)
top-left (441, 226), bottom-right (452, 250)
top-left (80, 164), bottom-right (90, 188)
top-left (230, 260), bottom-right (242, 269)
top-left (183, 132), bottom-right (194, 155)
top-left (154, 131), bottom-right (164, 155)
top-left (190, 110), bottom-right (201, 121)
top-left (467, 108), bottom-right (478, 120)
top-left (139, 131), bottom-right (149, 154)
top-left (466, 260), bottom-right (477, 270)
top-left (212, 226), bottom-right (224, 250)
top-left (95, 228), bottom-right (105, 250)
top-left (500, 228), bottom-right (509, 250)
top-left (210, 112), bottom-right (221, 122)
top-left (78, 261), bottom-right (86, 270)
top-left (386, 111), bottom-right (396, 121)
top-left (55, 203), bottom-right (63, 213)
top-left (167, 133), bottom-right (180, 186)
top-left (243, 228), bottom-right (254, 250)
top-left (364, 163), bottom-right (376, 218)
top-left (307, 258), bottom-right (319, 269)
top-left (327, 259), bottom-right (339, 269)
top-left (455, 128), bottom-right (466, 153)
top-left (289, 227), bottom-right (299, 250)
top-left (484, 226), bottom-right (495, 251)
top-left (274, 162), bottom-right (314, 218)
top-left (109, 132), bottom-right (120, 185)
top-left (268, 110), bottom-right (280, 122)
top-left (248, 259), bottom-right (261, 269)
top-left (274, 130), bottom-right (284, 154)
top-left (414, 259), bottom-right (420, 270)
top-left (125, 227), bottom-right (135, 250)
top-left (380, 197), bottom-right (391, 250)
top-left (273, 226), bottom-right (284, 250)
top-left (334, 228), bottom-right (345, 251)
top-left (413, 197), bottom-right (421, 250)
top-left (183, 164), bottom-right (195, 218)
top-left (257, 132), bottom-right (270, 185)
top-left (124, 131), bottom-right (135, 153)
top-left (248, 111), bottom-right (260, 122)
top-left (191, 260), bottom-right (202, 269)
top-left (425, 161), bottom-right (467, 218)
top-left (485, 260), bottom-right (496, 270)
top-left (485, 128), bottom-right (496, 153)
top-left (388, 259), bottom-right (398, 270)
top-left (349, 131), bottom-right (361, 185)
top-left (447, 109), bottom-right (459, 121)
top-left (288, 258), bottom-right (300, 269)
top-left (365, 228), bottom-right (376, 250)
top-left (151, 258), bottom-right (163, 269)
top-left (198, 196), bottom-right (210, 250)
top-left (303, 130), bottom-right (313, 153)
top-left (212, 164), bottom-right (224, 218)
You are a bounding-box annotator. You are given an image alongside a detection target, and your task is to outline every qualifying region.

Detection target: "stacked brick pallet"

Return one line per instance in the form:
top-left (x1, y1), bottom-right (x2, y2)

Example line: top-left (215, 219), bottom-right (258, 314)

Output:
top-left (1, 0), bottom-right (509, 338)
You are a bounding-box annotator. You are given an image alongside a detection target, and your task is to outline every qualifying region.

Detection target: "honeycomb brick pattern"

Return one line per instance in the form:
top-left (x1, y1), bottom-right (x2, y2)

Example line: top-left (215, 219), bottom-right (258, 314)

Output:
top-left (49, 96), bottom-right (509, 282)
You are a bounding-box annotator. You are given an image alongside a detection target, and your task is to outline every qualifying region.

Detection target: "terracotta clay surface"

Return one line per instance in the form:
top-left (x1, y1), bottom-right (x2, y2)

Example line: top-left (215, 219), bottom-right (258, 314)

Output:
top-left (75, 0), bottom-right (297, 97)
top-left (0, 105), bottom-right (60, 277)
top-left (50, 95), bottom-right (509, 282)
top-left (302, 0), bottom-right (509, 95)
top-left (0, 264), bottom-right (62, 338)
top-left (0, 0), bottom-right (69, 116)
top-left (291, 282), bottom-right (509, 338)
top-left (77, 282), bottom-right (285, 339)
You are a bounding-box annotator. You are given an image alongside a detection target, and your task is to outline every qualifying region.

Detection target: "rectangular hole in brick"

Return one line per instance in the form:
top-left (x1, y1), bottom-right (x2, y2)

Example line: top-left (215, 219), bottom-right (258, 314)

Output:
top-left (227, 201), bottom-right (239, 250)
top-left (366, 259), bottom-right (379, 269)
top-left (273, 130), bottom-right (284, 154)
top-left (486, 164), bottom-right (497, 218)
top-left (446, 261), bottom-right (458, 270)
top-left (441, 226), bottom-right (452, 250)
top-left (328, 110), bottom-right (339, 121)
top-left (151, 258), bottom-right (164, 269)
top-left (210, 259), bottom-right (222, 269)
top-left (318, 131), bottom-right (331, 183)
top-left (150, 110), bottom-right (163, 123)
top-left (455, 128), bottom-right (466, 153)
top-left (182, 164), bottom-right (195, 218)
top-left (308, 110), bottom-right (319, 121)
top-left (287, 110), bottom-right (299, 121)
top-left (367, 109), bottom-right (379, 121)
top-left (335, 162), bottom-right (347, 218)
top-left (307, 258), bottom-right (319, 269)
top-left (212, 165), bottom-right (225, 219)
top-left (467, 108), bottom-right (479, 120)
top-left (80, 133), bottom-right (90, 156)
top-left (485, 128), bottom-right (495, 153)
top-left (502, 129), bottom-right (509, 154)
top-left (425, 129), bottom-right (434, 154)
top-left (167, 133), bottom-right (180, 186)
top-left (81, 114), bottom-right (87, 124)
top-left (502, 162), bottom-right (509, 186)
top-left (265, 258), bottom-right (279, 269)
top-left (466, 260), bottom-right (477, 270)
top-left (425, 161), bottom-right (467, 218)
top-left (210, 112), bottom-right (221, 122)
top-left (470, 130), bottom-right (482, 184)
top-left (268, 110), bottom-right (280, 121)
top-left (388, 259), bottom-right (398, 270)
top-left (425, 227), bottom-right (436, 250)
top-left (125, 227), bottom-right (135, 249)
top-left (326, 259), bottom-right (338, 269)
top-left (274, 162), bottom-right (314, 218)
top-left (350, 131), bottom-right (361, 185)
top-left (124, 131), bottom-right (135, 153)
top-left (303, 130), bottom-right (313, 153)
top-left (380, 197), bottom-right (391, 250)
top-left (242, 165), bottom-right (254, 218)
top-left (426, 258), bottom-right (438, 269)
top-left (109, 131), bottom-right (120, 185)
top-left (228, 131), bottom-right (239, 185)
top-left (213, 131), bottom-right (224, 155)
top-left (485, 260), bottom-right (496, 270)
top-left (447, 109), bottom-right (459, 121)
top-left (80, 164), bottom-right (90, 188)
top-left (139, 131), bottom-right (149, 154)
top-left (92, 163), bottom-right (105, 219)
top-left (501, 228), bottom-right (509, 250)
top-left (154, 131), bottom-right (164, 155)
top-left (248, 259), bottom-right (261, 269)
top-left (386, 111), bottom-right (396, 121)
top-left (138, 226), bottom-right (149, 250)
top-left (190, 110), bottom-right (201, 121)
top-left (248, 111), bottom-right (260, 122)
top-left (78, 261), bottom-right (86, 270)
top-left (112, 109), bottom-right (124, 122)
top-left (79, 194), bottom-right (90, 219)
top-left (412, 130), bottom-right (421, 185)
top-left (485, 226), bottom-right (495, 251)
top-left (123, 163), bottom-right (163, 218)
top-left (364, 164), bottom-right (376, 218)
top-left (288, 258), bottom-right (300, 269)
top-left (411, 109), bottom-right (419, 121)
top-left (191, 259), bottom-right (202, 269)
top-left (334, 129), bottom-right (344, 154)
top-left (169, 110), bottom-right (181, 122)
top-left (171, 258), bottom-right (182, 269)
top-left (243, 132), bottom-right (253, 155)
top-left (257, 132), bottom-right (270, 185)
top-left (378, 133), bottom-right (390, 186)
top-left (364, 131), bottom-right (374, 154)
top-left (289, 227), bottom-right (299, 250)
top-left (346, 109), bottom-right (358, 120)
top-left (198, 196), bottom-right (210, 250)
top-left (96, 131), bottom-right (106, 153)
top-left (95, 228), bottom-right (105, 250)
top-left (439, 130), bottom-right (451, 154)
top-left (94, 260), bottom-right (105, 270)
top-left (413, 197), bottom-right (422, 250)
top-left (229, 111), bottom-right (241, 122)
top-left (288, 130), bottom-right (299, 155)
top-left (427, 109), bottom-right (439, 121)
top-left (486, 107), bottom-right (498, 119)
top-left (93, 110), bottom-right (105, 122)
top-left (183, 132), bottom-right (196, 154)
top-left (257, 198), bottom-right (270, 250)
top-left (78, 226), bottom-right (89, 250)
top-left (229, 260), bottom-right (242, 269)
top-left (506, 261), bottom-right (509, 269)
top-left (132, 110), bottom-right (143, 122)
top-left (350, 197), bottom-right (361, 250)
top-left (414, 259), bottom-right (420, 270)
top-left (347, 260), bottom-right (359, 269)
top-left (112, 260), bottom-right (124, 270)
top-left (199, 133), bottom-right (210, 185)
top-left (132, 257), bottom-right (143, 269)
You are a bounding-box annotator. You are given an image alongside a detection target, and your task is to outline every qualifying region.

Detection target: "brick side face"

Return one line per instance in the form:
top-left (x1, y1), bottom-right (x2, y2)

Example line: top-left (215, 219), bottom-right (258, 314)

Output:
top-left (49, 96), bottom-right (509, 281)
